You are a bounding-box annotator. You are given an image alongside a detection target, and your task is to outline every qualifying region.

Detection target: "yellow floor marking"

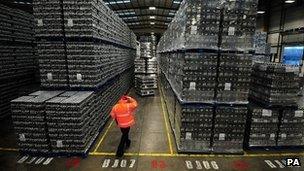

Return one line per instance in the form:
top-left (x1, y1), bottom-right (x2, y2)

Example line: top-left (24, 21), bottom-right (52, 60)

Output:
top-left (159, 87), bottom-right (174, 155)
top-left (93, 120), bottom-right (114, 152)
top-left (0, 147), bottom-right (18, 152)
top-left (89, 152), bottom-right (304, 158)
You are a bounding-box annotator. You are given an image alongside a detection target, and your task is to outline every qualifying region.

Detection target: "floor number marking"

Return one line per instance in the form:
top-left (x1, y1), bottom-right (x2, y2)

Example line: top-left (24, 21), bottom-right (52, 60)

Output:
top-left (101, 159), bottom-right (136, 168)
top-left (185, 161), bottom-right (219, 170)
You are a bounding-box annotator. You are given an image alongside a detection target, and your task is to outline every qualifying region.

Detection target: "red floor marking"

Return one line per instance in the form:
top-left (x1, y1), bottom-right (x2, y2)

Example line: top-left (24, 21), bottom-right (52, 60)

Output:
top-left (151, 160), bottom-right (167, 169)
top-left (232, 160), bottom-right (250, 171)
top-left (66, 157), bottom-right (81, 169)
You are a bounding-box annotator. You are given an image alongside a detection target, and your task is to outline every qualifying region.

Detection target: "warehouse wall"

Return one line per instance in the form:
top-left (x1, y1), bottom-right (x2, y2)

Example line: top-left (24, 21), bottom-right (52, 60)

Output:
top-left (256, 3), bottom-right (304, 61)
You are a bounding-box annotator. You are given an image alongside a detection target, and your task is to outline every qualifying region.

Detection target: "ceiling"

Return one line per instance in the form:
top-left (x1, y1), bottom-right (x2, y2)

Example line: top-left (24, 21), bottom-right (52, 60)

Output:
top-left (1, 0), bottom-right (303, 37)
top-left (103, 0), bottom-right (181, 36)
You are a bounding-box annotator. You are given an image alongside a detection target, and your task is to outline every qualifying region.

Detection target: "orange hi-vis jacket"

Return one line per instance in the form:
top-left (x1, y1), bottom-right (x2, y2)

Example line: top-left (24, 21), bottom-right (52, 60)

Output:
top-left (111, 96), bottom-right (138, 128)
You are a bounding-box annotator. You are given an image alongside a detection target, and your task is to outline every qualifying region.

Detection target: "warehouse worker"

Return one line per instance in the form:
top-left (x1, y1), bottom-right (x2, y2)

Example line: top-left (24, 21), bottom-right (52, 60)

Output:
top-left (111, 95), bottom-right (138, 157)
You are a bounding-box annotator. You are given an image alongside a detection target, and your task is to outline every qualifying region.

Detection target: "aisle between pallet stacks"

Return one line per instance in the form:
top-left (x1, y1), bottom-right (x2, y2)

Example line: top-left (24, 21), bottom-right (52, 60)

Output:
top-left (1, 88), bottom-right (304, 171)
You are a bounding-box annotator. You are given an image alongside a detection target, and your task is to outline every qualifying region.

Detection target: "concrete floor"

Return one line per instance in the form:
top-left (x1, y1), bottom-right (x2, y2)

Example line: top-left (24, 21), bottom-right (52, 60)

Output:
top-left (0, 89), bottom-right (303, 171)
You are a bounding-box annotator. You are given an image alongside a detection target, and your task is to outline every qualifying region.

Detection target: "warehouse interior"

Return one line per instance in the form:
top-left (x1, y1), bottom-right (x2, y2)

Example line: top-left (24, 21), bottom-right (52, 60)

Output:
top-left (0, 0), bottom-right (304, 170)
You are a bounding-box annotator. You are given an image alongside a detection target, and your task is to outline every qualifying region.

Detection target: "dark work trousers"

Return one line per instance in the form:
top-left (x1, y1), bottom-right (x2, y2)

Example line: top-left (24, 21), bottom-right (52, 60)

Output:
top-left (117, 127), bottom-right (131, 155)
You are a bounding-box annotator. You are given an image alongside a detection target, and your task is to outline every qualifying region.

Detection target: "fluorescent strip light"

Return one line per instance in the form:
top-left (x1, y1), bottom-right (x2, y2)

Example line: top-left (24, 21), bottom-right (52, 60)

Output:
top-left (149, 7), bottom-right (156, 10)
top-left (285, 0), bottom-right (295, 3)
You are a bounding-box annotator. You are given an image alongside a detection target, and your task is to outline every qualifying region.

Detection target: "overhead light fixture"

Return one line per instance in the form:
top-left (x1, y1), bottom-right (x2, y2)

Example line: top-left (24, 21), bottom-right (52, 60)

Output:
top-left (150, 22), bottom-right (155, 25)
top-left (149, 7), bottom-right (156, 10)
top-left (257, 10), bottom-right (265, 14)
top-left (150, 16), bottom-right (156, 19)
top-left (285, 0), bottom-right (295, 3)
top-left (173, 1), bottom-right (181, 4)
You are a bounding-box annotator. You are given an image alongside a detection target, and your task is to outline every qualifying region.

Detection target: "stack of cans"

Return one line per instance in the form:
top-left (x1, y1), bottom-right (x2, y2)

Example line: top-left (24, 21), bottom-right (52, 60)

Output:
top-left (135, 75), bottom-right (157, 96)
top-left (159, 0), bottom-right (258, 153)
top-left (213, 106), bottom-right (248, 153)
top-left (11, 69), bottom-right (133, 154)
top-left (221, 0), bottom-right (257, 51)
top-left (0, 4), bottom-right (37, 118)
top-left (247, 63), bottom-right (302, 148)
top-left (247, 106), bottom-right (279, 147)
top-left (46, 91), bottom-right (96, 153)
top-left (33, 0), bottom-right (136, 89)
top-left (253, 31), bottom-right (271, 62)
top-left (11, 0), bottom-right (135, 155)
top-left (157, 0), bottom-right (221, 51)
top-left (175, 103), bottom-right (213, 153)
top-left (217, 53), bottom-right (252, 103)
top-left (250, 63), bottom-right (300, 106)
top-left (134, 36), bottom-right (158, 96)
top-left (278, 109), bottom-right (304, 146)
top-left (11, 91), bottom-right (63, 153)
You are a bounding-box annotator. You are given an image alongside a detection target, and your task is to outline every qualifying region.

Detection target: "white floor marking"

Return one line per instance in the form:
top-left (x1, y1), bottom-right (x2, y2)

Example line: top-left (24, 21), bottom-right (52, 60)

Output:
top-left (195, 160), bottom-right (203, 170)
top-left (203, 161), bottom-right (211, 170)
top-left (17, 156), bottom-right (29, 164)
top-left (265, 160), bottom-right (277, 168)
top-left (102, 159), bottom-right (110, 168)
top-left (274, 160), bottom-right (285, 168)
top-left (35, 157), bottom-right (45, 165)
top-left (129, 159), bottom-right (136, 168)
top-left (26, 157), bottom-right (37, 164)
top-left (111, 159), bottom-right (119, 168)
top-left (211, 161), bottom-right (219, 170)
top-left (120, 159), bottom-right (127, 168)
top-left (43, 158), bottom-right (53, 165)
top-left (185, 161), bottom-right (194, 169)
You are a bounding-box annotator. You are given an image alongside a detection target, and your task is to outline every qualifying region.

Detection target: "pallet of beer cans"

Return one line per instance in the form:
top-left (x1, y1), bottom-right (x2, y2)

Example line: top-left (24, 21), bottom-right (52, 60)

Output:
top-left (158, 0), bottom-right (259, 154)
top-left (213, 106), bottom-right (248, 153)
top-left (246, 105), bottom-right (279, 147)
top-left (135, 75), bottom-right (157, 96)
top-left (250, 62), bottom-right (300, 107)
top-left (11, 69), bottom-right (133, 155)
top-left (33, 0), bottom-right (136, 89)
top-left (0, 4), bottom-right (38, 118)
top-left (11, 91), bottom-right (64, 153)
top-left (278, 108), bottom-right (304, 146)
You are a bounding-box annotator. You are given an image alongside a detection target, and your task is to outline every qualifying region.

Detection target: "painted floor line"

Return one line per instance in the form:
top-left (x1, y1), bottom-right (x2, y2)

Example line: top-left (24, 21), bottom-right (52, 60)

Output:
top-left (0, 147), bottom-right (19, 152)
top-left (89, 152), bottom-right (304, 158)
top-left (159, 87), bottom-right (174, 155)
top-left (93, 120), bottom-right (114, 152)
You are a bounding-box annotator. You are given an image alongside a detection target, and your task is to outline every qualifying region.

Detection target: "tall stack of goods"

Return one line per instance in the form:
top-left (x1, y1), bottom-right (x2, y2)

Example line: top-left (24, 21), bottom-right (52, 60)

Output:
top-left (134, 36), bottom-right (158, 96)
top-left (253, 31), bottom-right (271, 63)
top-left (246, 62), bottom-right (303, 148)
top-left (0, 4), bottom-right (38, 119)
top-left (11, 0), bottom-right (136, 155)
top-left (158, 0), bottom-right (258, 153)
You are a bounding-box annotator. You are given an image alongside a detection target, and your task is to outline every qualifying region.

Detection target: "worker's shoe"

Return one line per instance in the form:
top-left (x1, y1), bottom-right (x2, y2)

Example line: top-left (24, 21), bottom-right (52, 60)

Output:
top-left (116, 150), bottom-right (124, 158)
top-left (126, 140), bottom-right (131, 149)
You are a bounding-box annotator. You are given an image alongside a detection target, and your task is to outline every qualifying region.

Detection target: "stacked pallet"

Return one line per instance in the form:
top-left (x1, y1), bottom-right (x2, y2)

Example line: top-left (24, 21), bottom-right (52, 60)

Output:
top-left (278, 109), bottom-right (304, 146)
top-left (33, 0), bottom-right (136, 88)
top-left (247, 63), bottom-right (302, 148)
top-left (0, 4), bottom-right (38, 118)
top-left (253, 31), bottom-right (271, 62)
top-left (11, 91), bottom-right (63, 153)
top-left (247, 106), bottom-right (279, 147)
top-left (135, 75), bottom-right (157, 96)
top-left (11, 69), bottom-right (133, 154)
top-left (250, 63), bottom-right (299, 106)
top-left (213, 106), bottom-right (248, 153)
top-left (159, 0), bottom-right (258, 153)
top-left (134, 36), bottom-right (158, 96)
top-left (11, 0), bottom-right (135, 155)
